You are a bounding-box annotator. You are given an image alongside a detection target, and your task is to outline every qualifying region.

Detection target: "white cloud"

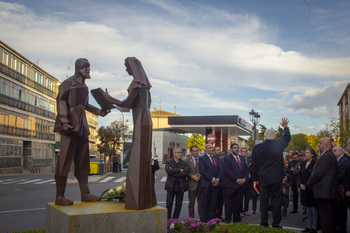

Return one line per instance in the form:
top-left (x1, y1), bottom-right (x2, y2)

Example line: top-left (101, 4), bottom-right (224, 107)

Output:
top-left (279, 92), bottom-right (290, 99)
top-left (248, 98), bottom-right (281, 107)
top-left (286, 80), bottom-right (349, 119)
top-left (1, 0), bottom-right (350, 134)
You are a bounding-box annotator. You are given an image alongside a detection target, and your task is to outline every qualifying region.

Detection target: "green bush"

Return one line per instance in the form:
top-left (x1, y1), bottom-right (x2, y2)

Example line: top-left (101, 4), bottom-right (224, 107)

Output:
top-left (212, 223), bottom-right (295, 232)
top-left (13, 230), bottom-right (45, 233)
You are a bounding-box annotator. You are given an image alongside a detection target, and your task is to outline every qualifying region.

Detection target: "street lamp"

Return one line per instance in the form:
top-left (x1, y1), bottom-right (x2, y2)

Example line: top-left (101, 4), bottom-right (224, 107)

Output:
top-left (249, 109), bottom-right (261, 145)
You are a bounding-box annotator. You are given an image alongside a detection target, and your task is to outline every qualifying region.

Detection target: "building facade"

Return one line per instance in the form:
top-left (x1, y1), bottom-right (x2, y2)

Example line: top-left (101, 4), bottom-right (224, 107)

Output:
top-left (0, 41), bottom-right (99, 173)
top-left (0, 41), bottom-right (59, 172)
top-left (337, 83), bottom-right (350, 146)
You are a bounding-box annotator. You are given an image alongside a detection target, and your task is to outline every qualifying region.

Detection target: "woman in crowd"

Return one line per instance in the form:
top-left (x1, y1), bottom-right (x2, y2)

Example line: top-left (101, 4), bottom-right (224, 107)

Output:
top-left (299, 147), bottom-right (318, 233)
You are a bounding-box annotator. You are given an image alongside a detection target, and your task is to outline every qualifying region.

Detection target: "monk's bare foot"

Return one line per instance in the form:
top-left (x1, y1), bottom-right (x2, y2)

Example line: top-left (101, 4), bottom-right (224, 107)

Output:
top-left (81, 194), bottom-right (100, 202)
top-left (55, 196), bottom-right (73, 205)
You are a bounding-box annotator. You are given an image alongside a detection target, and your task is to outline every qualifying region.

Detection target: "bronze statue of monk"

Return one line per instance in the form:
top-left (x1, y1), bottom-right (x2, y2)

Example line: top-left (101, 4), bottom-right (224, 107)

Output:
top-left (102, 57), bottom-right (156, 210)
top-left (54, 58), bottom-right (108, 205)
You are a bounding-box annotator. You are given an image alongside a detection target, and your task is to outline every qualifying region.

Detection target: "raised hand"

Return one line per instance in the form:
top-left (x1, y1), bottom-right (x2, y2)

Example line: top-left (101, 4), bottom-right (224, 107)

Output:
top-left (280, 118), bottom-right (289, 128)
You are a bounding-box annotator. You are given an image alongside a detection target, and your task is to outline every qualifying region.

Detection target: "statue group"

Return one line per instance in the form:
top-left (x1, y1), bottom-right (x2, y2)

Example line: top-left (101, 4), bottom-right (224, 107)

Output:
top-left (54, 57), bottom-right (156, 210)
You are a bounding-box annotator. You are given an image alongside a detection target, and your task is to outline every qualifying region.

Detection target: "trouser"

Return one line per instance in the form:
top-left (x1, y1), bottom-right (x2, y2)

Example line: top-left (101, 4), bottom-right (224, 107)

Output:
top-left (260, 181), bottom-right (283, 227)
top-left (251, 184), bottom-right (259, 212)
top-left (55, 134), bottom-right (90, 197)
top-left (316, 198), bottom-right (336, 233)
top-left (305, 206), bottom-right (318, 229)
top-left (242, 179), bottom-right (252, 212)
top-left (216, 186), bottom-right (224, 218)
top-left (166, 190), bottom-right (184, 219)
top-left (291, 183), bottom-right (298, 211)
top-left (202, 185), bottom-right (218, 222)
top-left (223, 187), bottom-right (243, 223)
top-left (335, 198), bottom-right (347, 233)
top-left (188, 186), bottom-right (203, 220)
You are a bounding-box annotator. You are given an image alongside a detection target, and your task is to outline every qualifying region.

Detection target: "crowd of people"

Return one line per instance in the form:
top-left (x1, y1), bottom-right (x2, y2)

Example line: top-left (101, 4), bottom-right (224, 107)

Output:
top-left (163, 117), bottom-right (350, 233)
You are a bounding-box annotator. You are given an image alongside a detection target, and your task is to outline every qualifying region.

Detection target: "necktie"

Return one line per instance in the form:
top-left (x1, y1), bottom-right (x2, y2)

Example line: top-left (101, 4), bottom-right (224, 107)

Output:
top-left (236, 156), bottom-right (241, 170)
top-left (210, 156), bottom-right (216, 170)
top-left (195, 158), bottom-right (198, 171)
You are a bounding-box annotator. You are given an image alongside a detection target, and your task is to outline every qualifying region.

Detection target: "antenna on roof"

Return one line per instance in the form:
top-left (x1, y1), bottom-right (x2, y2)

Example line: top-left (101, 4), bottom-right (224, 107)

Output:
top-left (66, 58), bottom-right (72, 79)
top-left (159, 100), bottom-right (162, 110)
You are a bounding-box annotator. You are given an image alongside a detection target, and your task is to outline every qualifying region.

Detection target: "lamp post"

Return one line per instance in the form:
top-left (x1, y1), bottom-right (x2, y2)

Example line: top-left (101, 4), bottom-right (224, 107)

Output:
top-left (249, 109), bottom-right (261, 145)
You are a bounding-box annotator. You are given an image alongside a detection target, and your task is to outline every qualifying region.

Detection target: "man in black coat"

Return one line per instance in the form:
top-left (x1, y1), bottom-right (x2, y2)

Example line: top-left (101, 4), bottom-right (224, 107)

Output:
top-left (287, 151), bottom-right (301, 213)
top-left (332, 146), bottom-right (350, 233)
top-left (250, 118), bottom-right (291, 228)
top-left (307, 137), bottom-right (338, 233)
top-left (165, 148), bottom-right (189, 219)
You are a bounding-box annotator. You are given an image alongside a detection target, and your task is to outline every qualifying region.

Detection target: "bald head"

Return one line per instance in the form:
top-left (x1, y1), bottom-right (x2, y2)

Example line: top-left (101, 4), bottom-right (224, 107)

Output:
top-left (205, 143), bottom-right (214, 155)
top-left (318, 137), bottom-right (332, 154)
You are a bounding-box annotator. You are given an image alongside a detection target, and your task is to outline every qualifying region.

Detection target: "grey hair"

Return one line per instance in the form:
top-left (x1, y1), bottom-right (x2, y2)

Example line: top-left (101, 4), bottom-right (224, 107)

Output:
top-left (264, 129), bottom-right (277, 140)
top-left (172, 148), bottom-right (182, 153)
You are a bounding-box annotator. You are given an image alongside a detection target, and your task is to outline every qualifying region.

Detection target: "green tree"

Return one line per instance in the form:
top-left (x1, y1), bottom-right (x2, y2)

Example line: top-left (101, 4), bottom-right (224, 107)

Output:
top-left (187, 133), bottom-right (205, 150)
top-left (258, 124), bottom-right (267, 140)
top-left (316, 129), bottom-right (332, 138)
top-left (276, 126), bottom-right (284, 139)
top-left (97, 120), bottom-right (128, 158)
top-left (290, 133), bottom-right (309, 152)
top-left (247, 136), bottom-right (254, 151)
top-left (330, 117), bottom-right (350, 147)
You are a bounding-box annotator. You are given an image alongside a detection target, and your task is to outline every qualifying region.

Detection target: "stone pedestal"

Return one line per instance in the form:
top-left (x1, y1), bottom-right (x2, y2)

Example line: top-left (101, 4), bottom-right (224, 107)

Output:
top-left (45, 201), bottom-right (167, 233)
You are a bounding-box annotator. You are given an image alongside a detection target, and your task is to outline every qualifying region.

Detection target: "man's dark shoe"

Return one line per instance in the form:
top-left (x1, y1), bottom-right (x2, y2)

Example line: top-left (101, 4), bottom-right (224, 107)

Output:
top-left (301, 227), bottom-right (311, 232)
top-left (290, 210), bottom-right (298, 214)
top-left (260, 223), bottom-right (269, 227)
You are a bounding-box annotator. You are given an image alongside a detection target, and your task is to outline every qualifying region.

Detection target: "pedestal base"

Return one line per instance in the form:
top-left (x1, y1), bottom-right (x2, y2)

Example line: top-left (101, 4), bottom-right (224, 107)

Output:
top-left (45, 201), bottom-right (167, 233)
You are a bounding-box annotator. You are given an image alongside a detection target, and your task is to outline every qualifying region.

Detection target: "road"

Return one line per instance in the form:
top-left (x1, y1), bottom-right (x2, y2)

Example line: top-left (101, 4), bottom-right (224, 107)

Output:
top-left (1, 168), bottom-right (317, 233)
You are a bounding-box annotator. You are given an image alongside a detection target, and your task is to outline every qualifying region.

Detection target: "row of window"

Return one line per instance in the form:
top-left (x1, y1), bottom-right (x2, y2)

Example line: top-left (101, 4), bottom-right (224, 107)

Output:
top-left (0, 47), bottom-right (57, 92)
top-left (0, 108), bottom-right (54, 135)
top-left (0, 77), bottom-right (56, 113)
top-left (0, 139), bottom-right (22, 157)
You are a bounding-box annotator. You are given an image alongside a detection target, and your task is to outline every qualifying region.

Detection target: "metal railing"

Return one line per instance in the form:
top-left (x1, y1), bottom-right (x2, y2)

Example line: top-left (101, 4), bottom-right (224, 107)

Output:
top-left (0, 93), bottom-right (56, 119)
top-left (0, 63), bottom-right (57, 98)
top-left (0, 156), bottom-right (22, 168)
top-left (0, 124), bottom-right (55, 141)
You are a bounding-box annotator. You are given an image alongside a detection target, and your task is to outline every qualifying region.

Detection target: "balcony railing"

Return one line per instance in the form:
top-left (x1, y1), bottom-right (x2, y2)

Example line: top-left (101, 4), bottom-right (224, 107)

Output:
top-left (0, 156), bottom-right (22, 168)
top-left (0, 93), bottom-right (56, 119)
top-left (0, 124), bottom-right (55, 141)
top-left (0, 62), bottom-right (57, 98)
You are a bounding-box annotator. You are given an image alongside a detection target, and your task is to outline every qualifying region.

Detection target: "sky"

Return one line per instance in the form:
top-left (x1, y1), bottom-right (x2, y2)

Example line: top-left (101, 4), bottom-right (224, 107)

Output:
top-left (1, 0), bottom-right (350, 135)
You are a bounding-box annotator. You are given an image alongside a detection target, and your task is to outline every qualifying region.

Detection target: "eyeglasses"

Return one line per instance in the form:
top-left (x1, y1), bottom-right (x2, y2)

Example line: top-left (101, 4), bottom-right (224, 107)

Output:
top-left (232, 147), bottom-right (239, 149)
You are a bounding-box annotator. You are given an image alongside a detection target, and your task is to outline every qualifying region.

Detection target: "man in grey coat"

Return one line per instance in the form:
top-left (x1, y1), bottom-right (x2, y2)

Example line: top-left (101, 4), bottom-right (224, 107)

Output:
top-left (307, 137), bottom-right (338, 233)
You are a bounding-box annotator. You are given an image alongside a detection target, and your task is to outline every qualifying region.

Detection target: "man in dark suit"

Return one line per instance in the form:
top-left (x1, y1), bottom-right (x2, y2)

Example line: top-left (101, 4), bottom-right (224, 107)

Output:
top-left (240, 147), bottom-right (252, 217)
top-left (332, 146), bottom-right (350, 233)
top-left (221, 143), bottom-right (249, 223)
top-left (250, 118), bottom-right (291, 228)
top-left (199, 143), bottom-right (221, 222)
top-left (186, 145), bottom-right (203, 221)
top-left (307, 137), bottom-right (338, 233)
top-left (214, 145), bottom-right (225, 220)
